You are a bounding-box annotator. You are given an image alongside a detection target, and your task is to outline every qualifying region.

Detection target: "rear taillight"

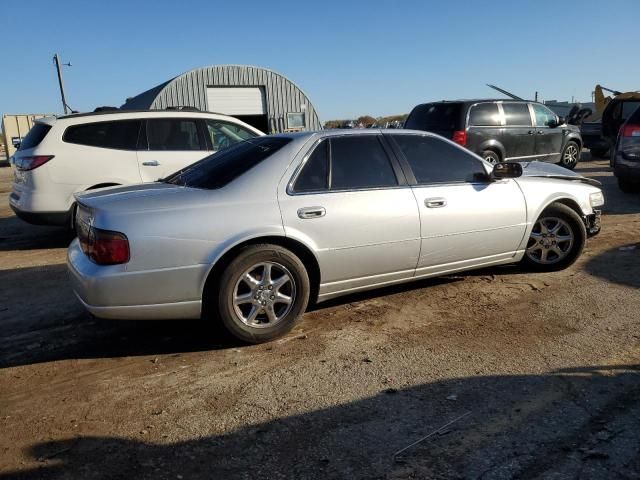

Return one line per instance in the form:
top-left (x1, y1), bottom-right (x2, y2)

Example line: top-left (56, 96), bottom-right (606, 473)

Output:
top-left (78, 225), bottom-right (130, 265)
top-left (621, 124), bottom-right (640, 138)
top-left (452, 130), bottom-right (467, 146)
top-left (15, 155), bottom-right (54, 171)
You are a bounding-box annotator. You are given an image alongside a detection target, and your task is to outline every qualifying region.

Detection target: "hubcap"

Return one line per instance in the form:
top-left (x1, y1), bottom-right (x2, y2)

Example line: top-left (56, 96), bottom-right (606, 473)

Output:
top-left (563, 145), bottom-right (578, 166)
top-left (232, 262), bottom-right (296, 328)
top-left (526, 217), bottom-right (574, 264)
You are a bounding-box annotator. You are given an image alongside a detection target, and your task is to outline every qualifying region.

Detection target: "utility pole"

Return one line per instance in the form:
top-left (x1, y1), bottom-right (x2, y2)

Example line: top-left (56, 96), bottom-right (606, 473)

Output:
top-left (53, 54), bottom-right (71, 114)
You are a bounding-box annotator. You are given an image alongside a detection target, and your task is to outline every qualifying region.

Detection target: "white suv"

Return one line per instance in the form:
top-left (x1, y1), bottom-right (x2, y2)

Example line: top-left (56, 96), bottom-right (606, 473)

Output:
top-left (9, 109), bottom-right (263, 226)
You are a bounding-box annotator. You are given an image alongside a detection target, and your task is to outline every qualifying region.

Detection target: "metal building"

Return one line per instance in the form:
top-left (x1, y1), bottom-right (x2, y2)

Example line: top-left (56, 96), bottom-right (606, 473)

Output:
top-left (121, 65), bottom-right (321, 134)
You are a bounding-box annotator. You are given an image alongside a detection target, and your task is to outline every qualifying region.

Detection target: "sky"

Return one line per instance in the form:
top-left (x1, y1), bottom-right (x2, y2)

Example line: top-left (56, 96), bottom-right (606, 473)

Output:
top-left (1, 0), bottom-right (638, 122)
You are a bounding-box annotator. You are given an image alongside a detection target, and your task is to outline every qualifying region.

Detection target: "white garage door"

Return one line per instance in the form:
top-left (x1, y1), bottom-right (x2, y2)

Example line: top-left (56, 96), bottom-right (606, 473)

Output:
top-left (206, 87), bottom-right (267, 115)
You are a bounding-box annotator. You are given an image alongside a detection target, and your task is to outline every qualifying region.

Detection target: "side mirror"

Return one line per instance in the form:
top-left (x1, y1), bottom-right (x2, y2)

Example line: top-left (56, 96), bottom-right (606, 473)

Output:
top-left (491, 162), bottom-right (523, 180)
top-left (547, 118), bottom-right (559, 128)
top-left (557, 116), bottom-right (565, 125)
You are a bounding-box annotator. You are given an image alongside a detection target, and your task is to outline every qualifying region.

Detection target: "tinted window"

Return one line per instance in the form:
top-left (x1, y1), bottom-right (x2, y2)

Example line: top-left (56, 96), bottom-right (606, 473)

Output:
top-left (293, 141), bottom-right (329, 192)
top-left (18, 123), bottom-right (51, 150)
top-left (405, 103), bottom-right (462, 131)
top-left (163, 137), bottom-right (291, 190)
top-left (63, 120), bottom-right (141, 150)
top-left (622, 101), bottom-right (640, 120)
top-left (468, 103), bottom-right (501, 126)
top-left (147, 119), bottom-right (202, 151)
top-left (503, 103), bottom-right (532, 126)
top-left (205, 120), bottom-right (255, 151)
top-left (330, 136), bottom-right (397, 189)
top-left (393, 134), bottom-right (487, 184)
top-left (532, 104), bottom-right (557, 127)
top-left (628, 104), bottom-right (640, 123)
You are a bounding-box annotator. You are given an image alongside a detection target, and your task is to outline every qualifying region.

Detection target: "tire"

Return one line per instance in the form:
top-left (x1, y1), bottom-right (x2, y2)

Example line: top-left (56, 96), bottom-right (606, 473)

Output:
top-left (559, 141), bottom-right (580, 170)
top-left (590, 147), bottom-right (609, 159)
top-left (618, 178), bottom-right (640, 194)
top-left (482, 150), bottom-right (501, 165)
top-left (521, 203), bottom-right (586, 272)
top-left (214, 244), bottom-right (310, 343)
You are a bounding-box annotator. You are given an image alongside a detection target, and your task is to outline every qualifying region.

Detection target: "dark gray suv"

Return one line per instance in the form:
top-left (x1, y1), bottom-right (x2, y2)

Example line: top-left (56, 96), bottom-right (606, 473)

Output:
top-left (405, 100), bottom-right (583, 170)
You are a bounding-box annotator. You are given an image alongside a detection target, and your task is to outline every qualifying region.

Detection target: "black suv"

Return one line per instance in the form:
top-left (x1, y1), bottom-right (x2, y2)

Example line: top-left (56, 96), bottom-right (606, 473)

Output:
top-left (405, 100), bottom-right (583, 169)
top-left (611, 105), bottom-right (640, 193)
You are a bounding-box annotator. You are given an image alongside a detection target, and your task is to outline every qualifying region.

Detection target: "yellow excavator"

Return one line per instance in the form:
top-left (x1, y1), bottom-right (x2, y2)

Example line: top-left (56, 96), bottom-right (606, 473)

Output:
top-left (581, 85), bottom-right (640, 158)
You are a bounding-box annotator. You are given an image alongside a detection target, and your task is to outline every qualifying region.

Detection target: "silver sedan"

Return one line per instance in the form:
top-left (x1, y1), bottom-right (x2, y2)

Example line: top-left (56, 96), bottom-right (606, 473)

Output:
top-left (67, 130), bottom-right (604, 343)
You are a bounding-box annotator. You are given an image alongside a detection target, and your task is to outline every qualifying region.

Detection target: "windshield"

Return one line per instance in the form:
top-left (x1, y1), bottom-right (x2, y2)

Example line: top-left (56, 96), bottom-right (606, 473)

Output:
top-left (162, 137), bottom-right (292, 189)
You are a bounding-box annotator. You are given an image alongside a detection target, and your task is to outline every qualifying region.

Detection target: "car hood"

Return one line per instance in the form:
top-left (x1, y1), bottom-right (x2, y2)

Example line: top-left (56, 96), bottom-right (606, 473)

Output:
top-left (517, 162), bottom-right (601, 187)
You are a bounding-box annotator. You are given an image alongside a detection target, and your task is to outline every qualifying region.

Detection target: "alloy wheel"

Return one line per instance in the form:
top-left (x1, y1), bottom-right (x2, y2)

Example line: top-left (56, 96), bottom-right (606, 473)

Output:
top-left (526, 217), bottom-right (574, 264)
top-left (232, 262), bottom-right (296, 328)
top-left (563, 144), bottom-right (578, 166)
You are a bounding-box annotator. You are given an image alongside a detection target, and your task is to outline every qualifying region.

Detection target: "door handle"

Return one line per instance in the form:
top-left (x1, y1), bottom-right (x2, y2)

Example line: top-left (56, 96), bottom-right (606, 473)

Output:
top-left (527, 130), bottom-right (535, 134)
top-left (297, 206), bottom-right (326, 219)
top-left (537, 131), bottom-right (544, 135)
top-left (142, 160), bottom-right (160, 166)
top-left (425, 197), bottom-right (447, 208)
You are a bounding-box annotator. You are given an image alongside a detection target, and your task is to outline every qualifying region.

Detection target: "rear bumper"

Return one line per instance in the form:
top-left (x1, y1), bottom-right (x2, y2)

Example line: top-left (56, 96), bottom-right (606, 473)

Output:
top-left (10, 200), bottom-right (72, 226)
top-left (67, 238), bottom-right (205, 320)
top-left (614, 163), bottom-right (640, 181)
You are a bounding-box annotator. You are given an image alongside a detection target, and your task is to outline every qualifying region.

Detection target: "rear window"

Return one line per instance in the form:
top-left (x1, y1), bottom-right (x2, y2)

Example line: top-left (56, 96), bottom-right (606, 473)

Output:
top-left (63, 120), bottom-right (141, 150)
top-left (468, 103), bottom-right (501, 126)
top-left (629, 104), bottom-right (640, 123)
top-left (405, 103), bottom-right (462, 131)
top-left (163, 137), bottom-right (291, 189)
top-left (18, 123), bottom-right (51, 150)
top-left (622, 101), bottom-right (640, 120)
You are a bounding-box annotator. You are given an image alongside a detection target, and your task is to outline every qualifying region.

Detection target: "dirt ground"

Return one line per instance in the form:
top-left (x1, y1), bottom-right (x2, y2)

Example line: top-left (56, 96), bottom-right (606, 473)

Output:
top-left (1, 155), bottom-right (639, 479)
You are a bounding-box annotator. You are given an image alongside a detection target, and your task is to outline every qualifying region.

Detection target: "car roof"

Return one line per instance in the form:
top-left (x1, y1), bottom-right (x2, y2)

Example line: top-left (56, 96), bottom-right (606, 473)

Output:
top-left (276, 128), bottom-right (441, 141)
top-left (50, 109), bottom-right (239, 122)
top-left (412, 99), bottom-right (534, 107)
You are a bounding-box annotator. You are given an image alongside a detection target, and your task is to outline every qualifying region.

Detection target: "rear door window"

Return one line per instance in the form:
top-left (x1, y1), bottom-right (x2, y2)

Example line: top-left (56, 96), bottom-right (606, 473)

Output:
top-left (405, 103), bottom-right (462, 131)
top-left (329, 135), bottom-right (398, 190)
top-left (392, 134), bottom-right (487, 184)
top-left (146, 119), bottom-right (204, 151)
top-left (503, 103), bottom-right (533, 126)
top-left (468, 103), bottom-right (501, 126)
top-left (18, 123), bottom-right (51, 150)
top-left (63, 120), bottom-right (141, 150)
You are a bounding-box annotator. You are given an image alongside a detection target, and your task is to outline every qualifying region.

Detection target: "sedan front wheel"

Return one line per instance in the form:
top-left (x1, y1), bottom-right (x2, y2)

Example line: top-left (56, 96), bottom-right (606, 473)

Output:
top-left (521, 203), bottom-right (586, 271)
top-left (216, 244), bottom-right (310, 343)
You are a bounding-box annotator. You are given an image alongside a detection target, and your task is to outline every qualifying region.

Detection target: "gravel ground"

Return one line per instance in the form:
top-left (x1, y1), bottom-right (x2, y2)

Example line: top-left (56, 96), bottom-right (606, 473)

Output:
top-left (1, 155), bottom-right (639, 479)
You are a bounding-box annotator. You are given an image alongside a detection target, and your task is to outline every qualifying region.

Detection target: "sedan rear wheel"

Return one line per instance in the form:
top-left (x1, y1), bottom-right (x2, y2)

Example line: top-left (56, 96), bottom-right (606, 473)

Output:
top-left (216, 244), bottom-right (310, 343)
top-left (521, 203), bottom-right (586, 271)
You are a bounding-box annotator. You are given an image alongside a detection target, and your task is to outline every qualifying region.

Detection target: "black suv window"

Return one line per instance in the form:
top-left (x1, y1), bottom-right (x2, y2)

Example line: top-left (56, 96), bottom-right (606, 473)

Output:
top-left (63, 120), bottom-right (141, 150)
top-left (18, 123), bottom-right (51, 150)
top-left (468, 103), bottom-right (501, 126)
top-left (146, 119), bottom-right (203, 151)
top-left (503, 103), bottom-right (532, 126)
top-left (405, 103), bottom-right (462, 131)
top-left (293, 140), bottom-right (329, 192)
top-left (393, 134), bottom-right (487, 184)
top-left (163, 137), bottom-right (291, 189)
top-left (330, 136), bottom-right (398, 190)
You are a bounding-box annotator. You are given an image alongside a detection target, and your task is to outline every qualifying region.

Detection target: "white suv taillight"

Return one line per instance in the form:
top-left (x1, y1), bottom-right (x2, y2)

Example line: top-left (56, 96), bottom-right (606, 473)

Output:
top-left (15, 155), bottom-right (54, 171)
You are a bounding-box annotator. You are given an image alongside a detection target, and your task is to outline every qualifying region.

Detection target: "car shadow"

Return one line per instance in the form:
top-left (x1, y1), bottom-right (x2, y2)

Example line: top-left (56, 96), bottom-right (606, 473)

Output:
top-left (0, 215), bottom-right (74, 251)
top-left (1, 262), bottom-right (524, 369)
top-left (1, 364), bottom-right (639, 479)
top-left (583, 243), bottom-right (640, 289)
